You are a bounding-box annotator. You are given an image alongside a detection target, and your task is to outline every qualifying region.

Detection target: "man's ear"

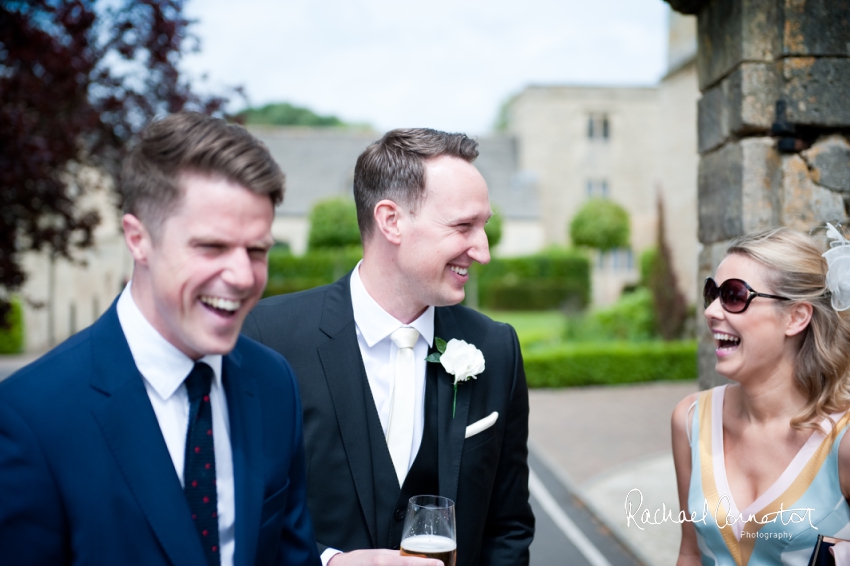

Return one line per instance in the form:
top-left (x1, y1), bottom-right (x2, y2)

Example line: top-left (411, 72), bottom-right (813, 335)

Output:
top-left (373, 199), bottom-right (403, 245)
top-left (122, 214), bottom-right (153, 265)
top-left (786, 301), bottom-right (813, 338)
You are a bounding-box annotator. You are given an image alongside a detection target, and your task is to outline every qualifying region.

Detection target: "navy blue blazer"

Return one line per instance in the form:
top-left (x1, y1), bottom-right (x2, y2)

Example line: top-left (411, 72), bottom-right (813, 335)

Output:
top-left (0, 301), bottom-right (320, 566)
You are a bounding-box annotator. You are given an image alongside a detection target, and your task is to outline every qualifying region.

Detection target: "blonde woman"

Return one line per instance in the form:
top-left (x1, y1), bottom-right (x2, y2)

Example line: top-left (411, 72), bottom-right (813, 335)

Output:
top-left (672, 227), bottom-right (850, 565)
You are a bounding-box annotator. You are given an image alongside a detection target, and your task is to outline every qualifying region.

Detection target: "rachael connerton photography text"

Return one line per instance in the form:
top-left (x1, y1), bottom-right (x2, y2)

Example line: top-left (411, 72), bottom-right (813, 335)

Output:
top-left (624, 488), bottom-right (816, 533)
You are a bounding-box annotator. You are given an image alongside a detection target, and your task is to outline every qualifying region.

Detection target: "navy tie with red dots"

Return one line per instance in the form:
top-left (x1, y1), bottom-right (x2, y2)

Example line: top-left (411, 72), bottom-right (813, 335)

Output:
top-left (183, 362), bottom-right (221, 566)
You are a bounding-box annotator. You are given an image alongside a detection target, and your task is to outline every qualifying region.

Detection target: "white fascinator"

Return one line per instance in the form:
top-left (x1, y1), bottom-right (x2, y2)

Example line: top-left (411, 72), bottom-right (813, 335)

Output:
top-left (823, 223), bottom-right (850, 311)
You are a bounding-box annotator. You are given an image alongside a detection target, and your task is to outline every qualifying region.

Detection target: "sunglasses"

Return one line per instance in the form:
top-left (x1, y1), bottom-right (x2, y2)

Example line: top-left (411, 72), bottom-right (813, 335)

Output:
top-left (703, 277), bottom-right (790, 313)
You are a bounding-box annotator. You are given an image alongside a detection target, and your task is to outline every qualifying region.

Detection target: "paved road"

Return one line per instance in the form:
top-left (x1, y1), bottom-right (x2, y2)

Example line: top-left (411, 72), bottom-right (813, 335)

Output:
top-left (529, 382), bottom-right (697, 566)
top-left (529, 449), bottom-right (641, 566)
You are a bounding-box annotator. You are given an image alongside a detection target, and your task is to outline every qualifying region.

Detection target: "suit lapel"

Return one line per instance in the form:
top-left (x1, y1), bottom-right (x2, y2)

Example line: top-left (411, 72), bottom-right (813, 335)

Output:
top-left (433, 307), bottom-right (471, 505)
top-left (317, 276), bottom-right (380, 546)
top-left (89, 304), bottom-right (205, 566)
top-left (222, 345), bottom-right (263, 566)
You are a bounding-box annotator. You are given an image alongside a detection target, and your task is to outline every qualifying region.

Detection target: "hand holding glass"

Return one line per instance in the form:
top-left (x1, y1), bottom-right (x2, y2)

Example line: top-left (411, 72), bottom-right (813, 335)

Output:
top-left (399, 495), bottom-right (457, 566)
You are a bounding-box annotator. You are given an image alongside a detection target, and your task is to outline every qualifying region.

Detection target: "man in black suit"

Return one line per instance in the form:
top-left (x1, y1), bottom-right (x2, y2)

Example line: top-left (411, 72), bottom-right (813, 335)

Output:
top-left (243, 128), bottom-right (534, 566)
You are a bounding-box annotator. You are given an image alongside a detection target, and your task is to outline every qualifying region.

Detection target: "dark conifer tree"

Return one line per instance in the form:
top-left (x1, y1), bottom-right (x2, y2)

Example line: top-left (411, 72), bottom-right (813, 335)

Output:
top-left (649, 194), bottom-right (688, 340)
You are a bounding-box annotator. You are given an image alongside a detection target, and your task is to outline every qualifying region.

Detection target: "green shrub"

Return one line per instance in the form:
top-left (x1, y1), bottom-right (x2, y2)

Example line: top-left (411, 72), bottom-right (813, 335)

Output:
top-left (308, 198), bottom-right (361, 250)
top-left (0, 298), bottom-right (24, 354)
top-left (481, 280), bottom-right (586, 311)
top-left (569, 198), bottom-right (630, 250)
top-left (524, 341), bottom-right (697, 388)
top-left (564, 287), bottom-right (657, 342)
top-left (477, 249), bottom-right (591, 311)
top-left (592, 287), bottom-right (657, 341)
top-left (265, 247), bottom-right (362, 297)
top-left (639, 247), bottom-right (658, 287)
top-left (485, 208), bottom-right (503, 249)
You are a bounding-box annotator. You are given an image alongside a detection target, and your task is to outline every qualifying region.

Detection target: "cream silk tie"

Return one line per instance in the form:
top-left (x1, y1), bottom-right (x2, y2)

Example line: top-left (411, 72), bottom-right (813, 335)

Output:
top-left (387, 326), bottom-right (420, 486)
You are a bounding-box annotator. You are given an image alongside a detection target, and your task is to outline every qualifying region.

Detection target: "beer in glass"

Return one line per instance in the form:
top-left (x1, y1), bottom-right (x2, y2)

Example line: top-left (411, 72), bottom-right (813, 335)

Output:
top-left (399, 495), bottom-right (456, 566)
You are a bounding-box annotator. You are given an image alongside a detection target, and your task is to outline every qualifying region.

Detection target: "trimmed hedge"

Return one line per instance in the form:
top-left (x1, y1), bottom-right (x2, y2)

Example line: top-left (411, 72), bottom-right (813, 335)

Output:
top-left (308, 198), bottom-right (361, 250)
top-left (569, 198), bottom-right (630, 251)
top-left (265, 247), bottom-right (362, 297)
top-left (0, 298), bottom-right (24, 354)
top-left (482, 280), bottom-right (585, 311)
top-left (523, 340), bottom-right (696, 388)
top-left (478, 250), bottom-right (590, 311)
top-left (265, 248), bottom-right (592, 310)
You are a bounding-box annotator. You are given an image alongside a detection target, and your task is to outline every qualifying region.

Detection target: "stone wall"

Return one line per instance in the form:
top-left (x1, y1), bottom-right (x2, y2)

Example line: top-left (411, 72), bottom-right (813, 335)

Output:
top-left (666, 0), bottom-right (850, 388)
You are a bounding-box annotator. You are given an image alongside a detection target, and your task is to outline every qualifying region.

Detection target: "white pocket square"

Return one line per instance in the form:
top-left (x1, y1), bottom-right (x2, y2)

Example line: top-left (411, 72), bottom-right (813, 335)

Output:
top-left (465, 412), bottom-right (498, 439)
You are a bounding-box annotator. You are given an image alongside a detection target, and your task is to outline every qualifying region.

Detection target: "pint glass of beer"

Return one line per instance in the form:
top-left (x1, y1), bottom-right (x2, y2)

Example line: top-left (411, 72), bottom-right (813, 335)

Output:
top-left (399, 495), bottom-right (456, 566)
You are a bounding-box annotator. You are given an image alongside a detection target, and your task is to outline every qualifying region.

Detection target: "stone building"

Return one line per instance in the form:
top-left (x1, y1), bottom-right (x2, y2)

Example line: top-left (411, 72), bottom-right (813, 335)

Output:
top-left (18, 169), bottom-right (131, 353)
top-left (506, 10), bottom-right (700, 306)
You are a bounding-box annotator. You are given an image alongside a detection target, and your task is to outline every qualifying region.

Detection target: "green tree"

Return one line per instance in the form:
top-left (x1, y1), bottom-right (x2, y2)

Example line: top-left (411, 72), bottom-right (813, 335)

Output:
top-left (308, 198), bottom-right (361, 250)
top-left (569, 199), bottom-right (630, 250)
top-left (239, 102), bottom-right (346, 127)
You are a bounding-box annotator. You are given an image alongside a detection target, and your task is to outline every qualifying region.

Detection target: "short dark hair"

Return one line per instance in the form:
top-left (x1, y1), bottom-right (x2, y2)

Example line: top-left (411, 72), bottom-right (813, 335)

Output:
top-left (121, 112), bottom-right (284, 236)
top-left (353, 128), bottom-right (479, 238)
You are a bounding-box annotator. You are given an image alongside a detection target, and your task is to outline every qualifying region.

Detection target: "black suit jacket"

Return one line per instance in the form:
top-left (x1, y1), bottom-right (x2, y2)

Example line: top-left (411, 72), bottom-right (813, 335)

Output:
top-left (0, 301), bottom-right (320, 566)
top-left (243, 273), bottom-right (534, 566)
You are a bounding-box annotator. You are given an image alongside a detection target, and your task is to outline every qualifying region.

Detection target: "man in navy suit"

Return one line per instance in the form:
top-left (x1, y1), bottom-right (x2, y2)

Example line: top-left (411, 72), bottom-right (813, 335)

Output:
top-left (0, 112), bottom-right (320, 566)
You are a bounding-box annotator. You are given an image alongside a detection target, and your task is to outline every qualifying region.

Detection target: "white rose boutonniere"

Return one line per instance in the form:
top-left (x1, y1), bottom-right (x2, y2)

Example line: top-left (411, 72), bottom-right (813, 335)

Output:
top-left (426, 337), bottom-right (485, 417)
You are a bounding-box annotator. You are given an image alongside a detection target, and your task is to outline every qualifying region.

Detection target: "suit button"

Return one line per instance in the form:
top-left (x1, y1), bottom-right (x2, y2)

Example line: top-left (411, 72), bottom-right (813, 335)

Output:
top-left (394, 508), bottom-right (404, 521)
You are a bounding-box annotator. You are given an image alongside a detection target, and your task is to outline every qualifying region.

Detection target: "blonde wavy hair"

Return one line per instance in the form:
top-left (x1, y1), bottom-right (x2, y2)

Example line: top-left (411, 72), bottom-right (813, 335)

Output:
top-left (727, 227), bottom-right (850, 431)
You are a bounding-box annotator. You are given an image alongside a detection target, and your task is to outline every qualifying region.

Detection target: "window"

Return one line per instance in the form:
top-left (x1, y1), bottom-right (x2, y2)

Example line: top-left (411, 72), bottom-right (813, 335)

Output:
top-left (594, 249), bottom-right (635, 272)
top-left (585, 179), bottom-right (610, 199)
top-left (587, 113), bottom-right (610, 141)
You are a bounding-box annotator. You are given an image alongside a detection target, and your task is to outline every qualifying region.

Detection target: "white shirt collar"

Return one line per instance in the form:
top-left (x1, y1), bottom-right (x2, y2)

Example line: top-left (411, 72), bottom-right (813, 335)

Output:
top-left (350, 261), bottom-right (434, 348)
top-left (116, 282), bottom-right (223, 402)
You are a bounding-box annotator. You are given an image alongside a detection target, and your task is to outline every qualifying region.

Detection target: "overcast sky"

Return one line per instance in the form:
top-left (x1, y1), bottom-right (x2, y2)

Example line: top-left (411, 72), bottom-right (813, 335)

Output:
top-left (182, 0), bottom-right (670, 134)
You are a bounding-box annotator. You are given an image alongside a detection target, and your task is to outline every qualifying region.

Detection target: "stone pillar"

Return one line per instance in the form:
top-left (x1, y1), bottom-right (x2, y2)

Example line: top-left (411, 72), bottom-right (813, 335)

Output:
top-left (665, 0), bottom-right (850, 388)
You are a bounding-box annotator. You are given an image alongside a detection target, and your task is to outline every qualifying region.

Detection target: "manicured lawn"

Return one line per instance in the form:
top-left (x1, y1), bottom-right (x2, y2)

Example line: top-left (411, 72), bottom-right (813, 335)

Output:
top-left (480, 310), bottom-right (566, 351)
top-left (479, 309), bottom-right (698, 387)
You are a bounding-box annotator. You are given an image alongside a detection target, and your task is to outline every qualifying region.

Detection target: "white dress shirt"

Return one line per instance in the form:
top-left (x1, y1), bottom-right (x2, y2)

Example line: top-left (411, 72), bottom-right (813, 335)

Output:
top-left (116, 283), bottom-right (235, 566)
top-left (350, 261), bottom-right (434, 464)
top-left (320, 263), bottom-right (435, 565)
